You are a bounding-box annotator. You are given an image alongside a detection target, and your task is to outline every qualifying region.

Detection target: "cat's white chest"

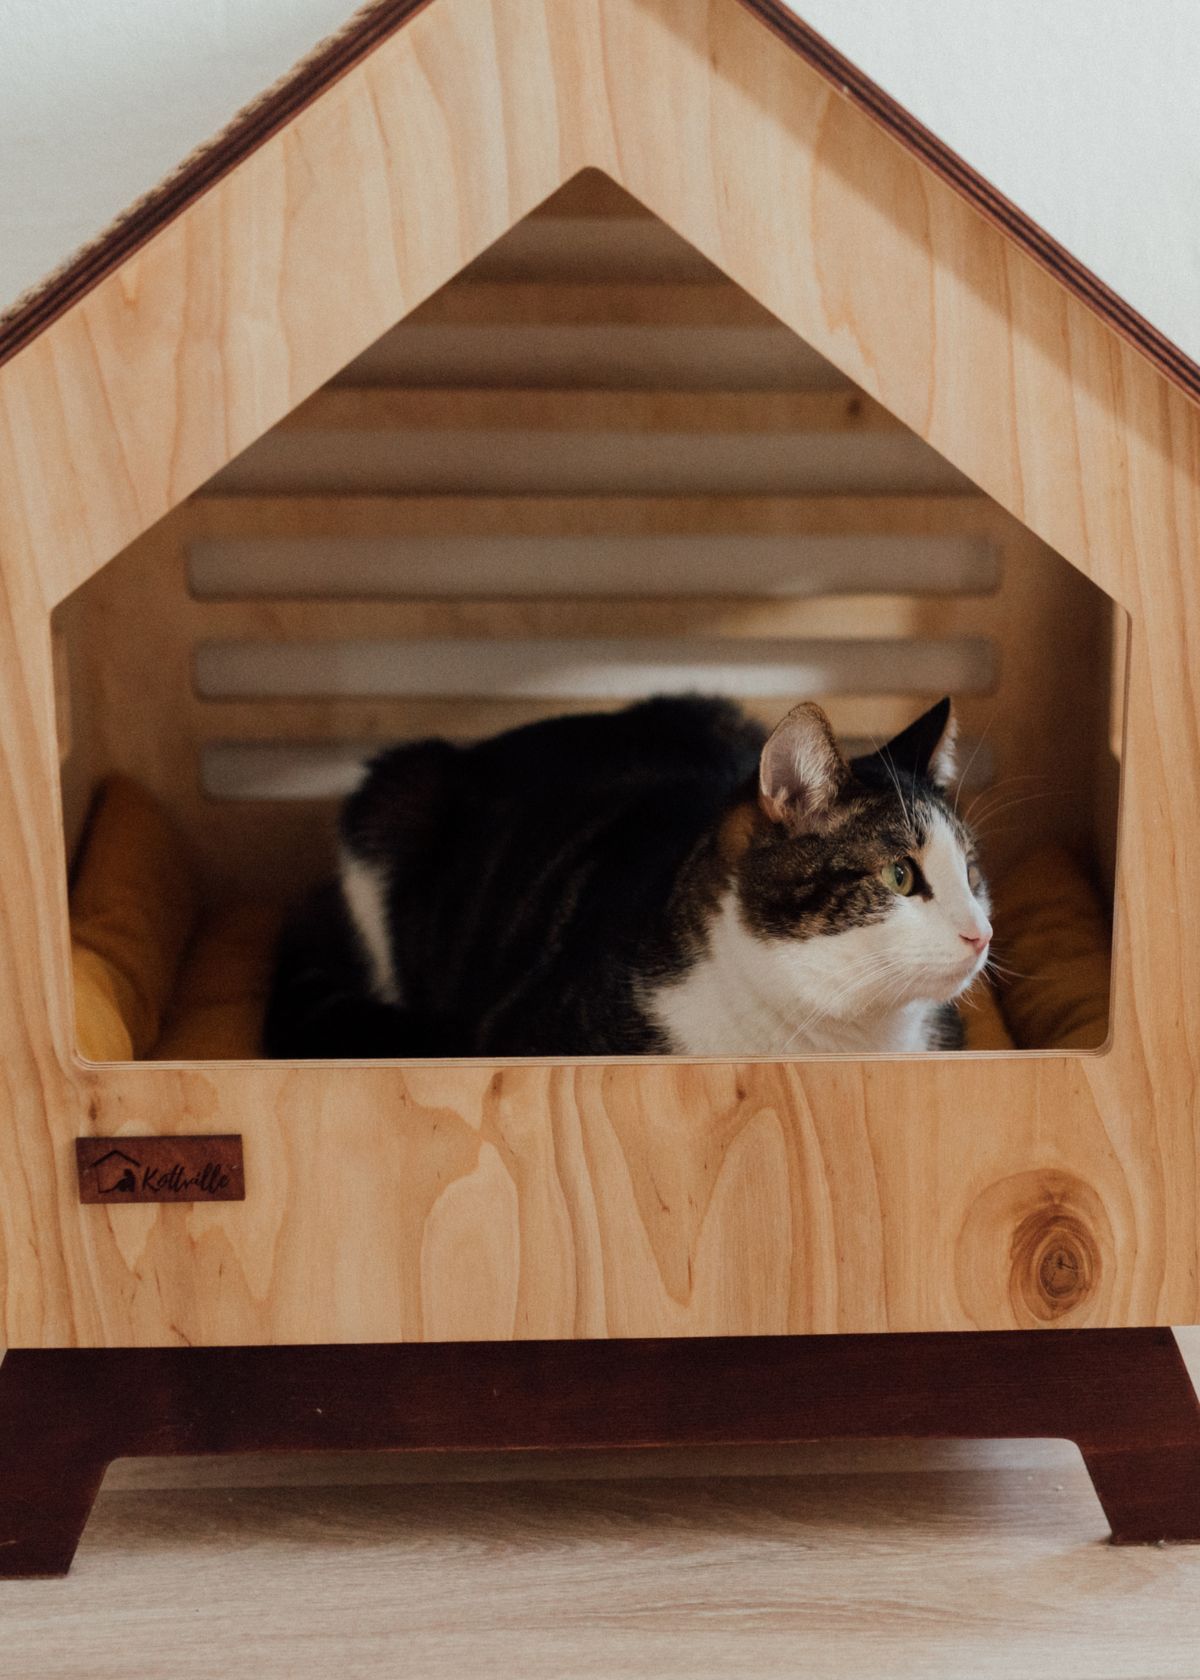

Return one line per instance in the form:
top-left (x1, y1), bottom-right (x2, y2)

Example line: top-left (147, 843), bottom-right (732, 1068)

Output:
top-left (645, 893), bottom-right (939, 1057)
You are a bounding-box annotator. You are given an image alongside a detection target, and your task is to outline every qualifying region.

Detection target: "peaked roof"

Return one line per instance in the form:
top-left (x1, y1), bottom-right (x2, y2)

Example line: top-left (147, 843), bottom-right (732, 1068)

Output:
top-left (1, 0), bottom-right (1198, 409)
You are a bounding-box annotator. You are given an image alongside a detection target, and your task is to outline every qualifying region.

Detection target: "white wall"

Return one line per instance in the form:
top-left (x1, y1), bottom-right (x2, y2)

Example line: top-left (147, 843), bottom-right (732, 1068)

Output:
top-left (789, 1), bottom-right (1200, 366)
top-left (2, 0), bottom-right (1199, 369)
top-left (0, 0), bottom-right (359, 312)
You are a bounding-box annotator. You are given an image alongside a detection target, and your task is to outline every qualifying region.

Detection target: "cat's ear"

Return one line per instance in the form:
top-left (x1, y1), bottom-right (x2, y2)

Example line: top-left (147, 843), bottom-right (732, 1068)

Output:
top-left (854, 696), bottom-right (957, 790)
top-left (759, 703), bottom-right (849, 833)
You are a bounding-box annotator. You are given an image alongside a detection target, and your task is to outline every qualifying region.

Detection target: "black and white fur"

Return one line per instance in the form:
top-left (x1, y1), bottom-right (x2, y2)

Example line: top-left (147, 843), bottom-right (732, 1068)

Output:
top-left (263, 695), bottom-right (991, 1059)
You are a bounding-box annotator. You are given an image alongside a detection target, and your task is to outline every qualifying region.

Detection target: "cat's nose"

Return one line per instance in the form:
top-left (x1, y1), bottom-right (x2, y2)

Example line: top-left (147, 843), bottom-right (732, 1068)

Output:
top-left (960, 926), bottom-right (991, 954)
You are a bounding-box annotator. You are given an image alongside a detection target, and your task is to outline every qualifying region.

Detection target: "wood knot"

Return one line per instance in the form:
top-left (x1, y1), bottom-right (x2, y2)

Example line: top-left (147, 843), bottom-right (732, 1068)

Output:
top-left (956, 1169), bottom-right (1113, 1329)
top-left (1011, 1205), bottom-right (1098, 1320)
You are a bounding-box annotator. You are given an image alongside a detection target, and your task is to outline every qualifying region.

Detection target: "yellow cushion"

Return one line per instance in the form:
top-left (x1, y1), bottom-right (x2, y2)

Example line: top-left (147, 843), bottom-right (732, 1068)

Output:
top-left (71, 944), bottom-right (136, 1061)
top-left (154, 902), bottom-right (282, 1060)
top-left (960, 976), bottom-right (1015, 1050)
top-left (70, 777), bottom-right (200, 1060)
top-left (990, 844), bottom-right (1110, 1050)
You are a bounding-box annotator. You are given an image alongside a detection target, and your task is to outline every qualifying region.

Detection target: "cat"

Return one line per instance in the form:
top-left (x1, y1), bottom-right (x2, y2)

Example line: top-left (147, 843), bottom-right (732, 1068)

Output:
top-left (263, 694), bottom-right (991, 1060)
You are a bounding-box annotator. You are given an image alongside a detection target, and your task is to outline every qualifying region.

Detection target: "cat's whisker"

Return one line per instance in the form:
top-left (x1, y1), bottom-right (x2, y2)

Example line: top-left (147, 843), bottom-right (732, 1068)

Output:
top-left (962, 774), bottom-right (1047, 822)
top-left (776, 954), bottom-right (916, 1052)
top-left (966, 798), bottom-right (1047, 833)
top-left (778, 960), bottom-right (889, 1039)
top-left (985, 952), bottom-right (1037, 977)
top-left (963, 783), bottom-right (1055, 830)
top-left (862, 730), bottom-right (917, 838)
top-left (834, 956), bottom-right (923, 1020)
top-left (881, 745), bottom-right (913, 836)
top-left (970, 787), bottom-right (1058, 818)
top-left (954, 705), bottom-right (999, 819)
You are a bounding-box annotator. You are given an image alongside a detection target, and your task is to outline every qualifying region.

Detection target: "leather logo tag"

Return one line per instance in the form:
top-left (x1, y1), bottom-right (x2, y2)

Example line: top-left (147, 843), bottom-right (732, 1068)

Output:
top-left (76, 1136), bottom-right (245, 1204)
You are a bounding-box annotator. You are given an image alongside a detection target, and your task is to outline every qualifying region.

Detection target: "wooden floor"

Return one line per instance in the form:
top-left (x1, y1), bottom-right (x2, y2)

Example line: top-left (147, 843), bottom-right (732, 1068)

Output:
top-left (4, 1332), bottom-right (1200, 1679)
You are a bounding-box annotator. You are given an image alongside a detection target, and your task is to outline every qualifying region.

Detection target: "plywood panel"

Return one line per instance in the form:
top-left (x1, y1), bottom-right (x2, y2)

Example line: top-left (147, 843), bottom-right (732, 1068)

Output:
top-left (0, 0), bottom-right (1190, 1348)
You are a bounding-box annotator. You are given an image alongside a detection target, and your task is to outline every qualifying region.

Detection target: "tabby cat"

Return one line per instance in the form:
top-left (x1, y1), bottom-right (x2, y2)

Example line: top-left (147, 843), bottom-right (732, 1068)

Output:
top-left (263, 694), bottom-right (991, 1059)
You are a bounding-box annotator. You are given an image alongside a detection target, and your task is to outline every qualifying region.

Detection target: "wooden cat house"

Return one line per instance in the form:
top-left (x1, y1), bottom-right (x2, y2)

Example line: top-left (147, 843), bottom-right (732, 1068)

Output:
top-left (3, 0), bottom-right (1200, 1573)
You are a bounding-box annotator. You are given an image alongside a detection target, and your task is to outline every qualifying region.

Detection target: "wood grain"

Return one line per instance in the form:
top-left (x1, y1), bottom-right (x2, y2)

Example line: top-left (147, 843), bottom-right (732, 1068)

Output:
top-left (734, 0), bottom-right (1200, 405)
top-left (0, 0), bottom-right (1188, 1348)
top-left (8, 1464), bottom-right (1200, 1679)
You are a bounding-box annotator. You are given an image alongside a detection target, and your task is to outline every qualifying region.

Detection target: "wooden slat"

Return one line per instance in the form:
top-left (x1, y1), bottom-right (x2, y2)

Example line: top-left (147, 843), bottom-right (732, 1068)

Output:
top-left (408, 281), bottom-right (774, 328)
top-left (279, 388), bottom-right (893, 434)
top-left (192, 634), bottom-right (995, 702)
top-left (188, 535), bottom-right (998, 603)
top-left (184, 593), bottom-right (996, 643)
top-left (184, 495), bottom-right (1003, 610)
top-left (334, 319), bottom-right (837, 391)
top-left (212, 428), bottom-right (958, 497)
top-left (187, 693), bottom-right (950, 748)
top-left (199, 733), bottom-right (996, 803)
top-left (187, 533), bottom-right (998, 602)
top-left (184, 493), bottom-right (1009, 539)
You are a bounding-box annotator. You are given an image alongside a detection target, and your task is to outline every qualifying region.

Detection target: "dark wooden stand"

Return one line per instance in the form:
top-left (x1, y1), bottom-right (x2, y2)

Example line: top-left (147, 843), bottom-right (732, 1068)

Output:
top-left (2, 1327), bottom-right (1199, 1576)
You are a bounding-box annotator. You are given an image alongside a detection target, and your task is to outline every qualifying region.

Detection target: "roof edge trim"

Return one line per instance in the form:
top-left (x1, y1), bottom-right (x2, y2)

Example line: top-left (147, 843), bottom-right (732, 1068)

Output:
top-left (0, 0), bottom-right (434, 366)
top-left (738, 0), bottom-right (1200, 403)
top-left (1, 0), bottom-right (1197, 408)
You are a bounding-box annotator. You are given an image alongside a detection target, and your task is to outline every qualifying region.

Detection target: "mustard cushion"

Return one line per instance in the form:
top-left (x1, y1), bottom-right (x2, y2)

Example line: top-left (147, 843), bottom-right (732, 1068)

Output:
top-left (70, 777), bottom-right (200, 1060)
top-left (989, 844), bottom-right (1111, 1050)
top-left (154, 902), bottom-right (283, 1060)
top-left (960, 976), bottom-right (1015, 1051)
top-left (71, 944), bottom-right (137, 1061)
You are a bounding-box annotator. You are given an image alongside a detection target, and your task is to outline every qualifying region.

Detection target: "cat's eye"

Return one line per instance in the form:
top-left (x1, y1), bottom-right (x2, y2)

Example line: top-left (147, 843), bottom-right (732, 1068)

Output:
top-left (882, 857), bottom-right (918, 897)
top-left (967, 861), bottom-right (982, 894)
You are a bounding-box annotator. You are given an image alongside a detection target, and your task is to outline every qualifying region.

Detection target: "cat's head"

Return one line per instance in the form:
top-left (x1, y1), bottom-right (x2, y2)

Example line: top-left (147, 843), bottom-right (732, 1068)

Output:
top-left (725, 698), bottom-right (991, 1015)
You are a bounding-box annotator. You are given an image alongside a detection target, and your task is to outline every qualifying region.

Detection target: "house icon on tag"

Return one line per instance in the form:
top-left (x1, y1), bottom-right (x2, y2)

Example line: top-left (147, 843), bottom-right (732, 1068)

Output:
top-left (90, 1148), bottom-right (142, 1195)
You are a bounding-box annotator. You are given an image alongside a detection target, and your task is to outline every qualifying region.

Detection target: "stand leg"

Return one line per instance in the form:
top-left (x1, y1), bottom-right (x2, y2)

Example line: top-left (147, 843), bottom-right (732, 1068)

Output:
top-left (1072, 1331), bottom-right (1200, 1544)
top-left (0, 1354), bottom-right (110, 1577)
top-left (2, 1327), bottom-right (1198, 1575)
top-left (1083, 1441), bottom-right (1200, 1544)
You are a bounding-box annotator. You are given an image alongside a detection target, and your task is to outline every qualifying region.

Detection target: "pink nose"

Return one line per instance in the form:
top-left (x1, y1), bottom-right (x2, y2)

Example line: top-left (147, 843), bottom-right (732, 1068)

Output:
top-left (960, 929), bottom-right (991, 955)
